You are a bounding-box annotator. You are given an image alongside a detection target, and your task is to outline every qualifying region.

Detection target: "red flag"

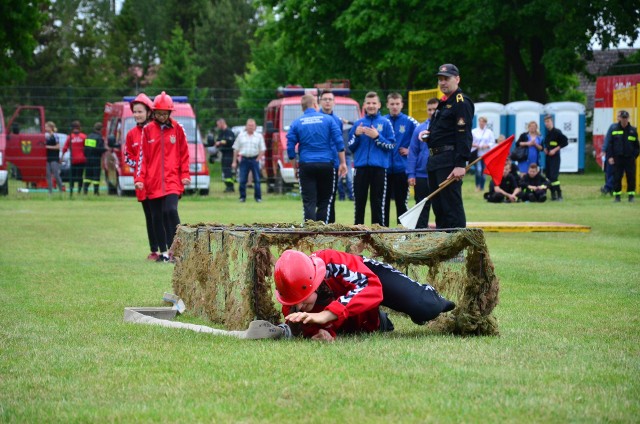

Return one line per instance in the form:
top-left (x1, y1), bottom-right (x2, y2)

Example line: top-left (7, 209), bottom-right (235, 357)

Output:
top-left (482, 135), bottom-right (515, 186)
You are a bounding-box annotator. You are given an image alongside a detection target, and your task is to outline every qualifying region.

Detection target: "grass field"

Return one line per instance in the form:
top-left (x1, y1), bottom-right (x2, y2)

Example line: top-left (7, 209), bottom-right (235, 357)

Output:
top-left (1, 171), bottom-right (639, 423)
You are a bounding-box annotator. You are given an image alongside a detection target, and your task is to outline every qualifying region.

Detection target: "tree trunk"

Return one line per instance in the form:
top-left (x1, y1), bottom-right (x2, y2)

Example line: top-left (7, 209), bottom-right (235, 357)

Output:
top-left (503, 34), bottom-right (548, 103)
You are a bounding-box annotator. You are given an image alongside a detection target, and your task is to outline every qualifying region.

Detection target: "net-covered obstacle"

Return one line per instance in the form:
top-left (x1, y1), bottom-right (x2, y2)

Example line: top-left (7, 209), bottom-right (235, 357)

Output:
top-left (171, 223), bottom-right (500, 336)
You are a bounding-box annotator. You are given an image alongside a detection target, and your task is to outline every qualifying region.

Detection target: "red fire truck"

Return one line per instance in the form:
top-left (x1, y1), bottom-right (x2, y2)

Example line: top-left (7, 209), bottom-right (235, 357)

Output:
top-left (592, 74), bottom-right (640, 167)
top-left (102, 96), bottom-right (209, 196)
top-left (263, 81), bottom-right (362, 192)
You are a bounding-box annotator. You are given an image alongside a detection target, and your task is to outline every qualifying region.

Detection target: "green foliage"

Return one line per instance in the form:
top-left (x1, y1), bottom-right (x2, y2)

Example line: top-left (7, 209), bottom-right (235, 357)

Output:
top-left (150, 26), bottom-right (203, 94)
top-left (0, 0), bottom-right (48, 84)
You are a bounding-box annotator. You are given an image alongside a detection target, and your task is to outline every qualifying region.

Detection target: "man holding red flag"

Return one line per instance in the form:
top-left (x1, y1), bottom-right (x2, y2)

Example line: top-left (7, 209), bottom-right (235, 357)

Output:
top-left (419, 64), bottom-right (474, 229)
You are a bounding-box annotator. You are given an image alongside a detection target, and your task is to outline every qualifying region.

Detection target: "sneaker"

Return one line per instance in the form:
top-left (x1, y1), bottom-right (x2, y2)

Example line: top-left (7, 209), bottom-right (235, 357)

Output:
top-left (147, 252), bottom-right (159, 261)
top-left (239, 198), bottom-right (246, 202)
top-left (156, 254), bottom-right (171, 263)
top-left (255, 198), bottom-right (262, 203)
top-left (614, 195), bottom-right (621, 202)
top-left (629, 195), bottom-right (635, 203)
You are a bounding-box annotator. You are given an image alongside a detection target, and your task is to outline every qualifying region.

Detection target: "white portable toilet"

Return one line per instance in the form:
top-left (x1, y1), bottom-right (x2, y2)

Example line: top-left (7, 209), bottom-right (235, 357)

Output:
top-left (505, 101), bottom-right (545, 139)
top-left (474, 102), bottom-right (506, 140)
top-left (543, 102), bottom-right (586, 173)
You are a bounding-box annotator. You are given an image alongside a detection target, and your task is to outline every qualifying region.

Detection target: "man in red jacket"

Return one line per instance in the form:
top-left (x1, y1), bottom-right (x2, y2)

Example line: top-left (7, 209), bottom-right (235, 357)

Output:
top-left (61, 121), bottom-right (87, 194)
top-left (134, 92), bottom-right (190, 263)
top-left (275, 249), bottom-right (455, 341)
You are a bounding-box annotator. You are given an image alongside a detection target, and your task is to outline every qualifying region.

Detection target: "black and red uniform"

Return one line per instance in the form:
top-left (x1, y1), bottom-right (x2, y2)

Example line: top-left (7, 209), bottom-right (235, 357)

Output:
top-left (606, 122), bottom-right (639, 199)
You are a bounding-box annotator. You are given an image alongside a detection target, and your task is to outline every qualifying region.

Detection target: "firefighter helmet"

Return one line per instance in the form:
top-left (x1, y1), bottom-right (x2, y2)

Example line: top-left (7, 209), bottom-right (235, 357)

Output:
top-left (152, 91), bottom-right (174, 111)
top-left (274, 250), bottom-right (326, 306)
top-left (130, 93), bottom-right (154, 112)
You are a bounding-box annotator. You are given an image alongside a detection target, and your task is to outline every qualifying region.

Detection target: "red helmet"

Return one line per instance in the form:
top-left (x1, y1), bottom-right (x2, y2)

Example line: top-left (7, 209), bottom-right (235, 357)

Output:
top-left (152, 91), bottom-right (174, 111)
top-left (274, 250), bottom-right (326, 306)
top-left (130, 93), bottom-right (153, 112)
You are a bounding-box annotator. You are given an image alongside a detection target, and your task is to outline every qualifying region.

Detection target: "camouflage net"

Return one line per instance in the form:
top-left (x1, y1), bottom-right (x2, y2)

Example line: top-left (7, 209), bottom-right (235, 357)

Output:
top-left (171, 222), bottom-right (500, 336)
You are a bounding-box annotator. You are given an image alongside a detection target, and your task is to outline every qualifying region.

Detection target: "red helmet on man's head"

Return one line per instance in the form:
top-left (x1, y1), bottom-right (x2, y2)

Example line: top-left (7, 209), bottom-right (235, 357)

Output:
top-left (152, 91), bottom-right (174, 111)
top-left (130, 93), bottom-right (154, 112)
top-left (274, 250), bottom-right (326, 306)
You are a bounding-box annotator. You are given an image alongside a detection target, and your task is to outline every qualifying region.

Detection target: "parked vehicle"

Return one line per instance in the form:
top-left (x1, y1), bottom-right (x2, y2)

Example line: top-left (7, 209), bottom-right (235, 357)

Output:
top-left (102, 96), bottom-right (210, 196)
top-left (263, 81), bottom-right (361, 193)
top-left (0, 105), bottom-right (7, 195)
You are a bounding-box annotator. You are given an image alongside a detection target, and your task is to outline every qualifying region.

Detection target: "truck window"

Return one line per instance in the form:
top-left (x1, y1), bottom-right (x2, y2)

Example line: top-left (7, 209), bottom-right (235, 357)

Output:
top-left (173, 116), bottom-right (202, 144)
top-left (12, 109), bottom-right (42, 134)
top-left (283, 105), bottom-right (304, 131)
top-left (332, 104), bottom-right (360, 125)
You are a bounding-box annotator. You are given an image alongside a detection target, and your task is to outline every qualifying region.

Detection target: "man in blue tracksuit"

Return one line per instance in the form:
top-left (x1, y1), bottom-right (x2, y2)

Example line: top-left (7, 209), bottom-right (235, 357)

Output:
top-left (348, 91), bottom-right (396, 226)
top-left (384, 93), bottom-right (419, 226)
top-left (287, 94), bottom-right (347, 223)
top-left (407, 98), bottom-right (438, 229)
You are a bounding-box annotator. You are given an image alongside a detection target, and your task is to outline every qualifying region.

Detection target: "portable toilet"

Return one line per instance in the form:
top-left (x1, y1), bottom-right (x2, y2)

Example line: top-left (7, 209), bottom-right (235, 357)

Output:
top-left (505, 101), bottom-right (545, 139)
top-left (543, 102), bottom-right (586, 173)
top-left (473, 102), bottom-right (507, 140)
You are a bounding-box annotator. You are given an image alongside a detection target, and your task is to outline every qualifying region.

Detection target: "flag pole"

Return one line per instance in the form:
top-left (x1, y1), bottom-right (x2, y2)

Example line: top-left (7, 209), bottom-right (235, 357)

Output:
top-left (437, 155), bottom-right (484, 187)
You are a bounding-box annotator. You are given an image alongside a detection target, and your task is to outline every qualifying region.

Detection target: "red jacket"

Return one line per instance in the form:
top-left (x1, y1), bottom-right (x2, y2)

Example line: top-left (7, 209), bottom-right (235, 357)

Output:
top-left (125, 125), bottom-right (147, 202)
top-left (62, 132), bottom-right (87, 165)
top-left (135, 119), bottom-right (190, 199)
top-left (282, 249), bottom-right (383, 338)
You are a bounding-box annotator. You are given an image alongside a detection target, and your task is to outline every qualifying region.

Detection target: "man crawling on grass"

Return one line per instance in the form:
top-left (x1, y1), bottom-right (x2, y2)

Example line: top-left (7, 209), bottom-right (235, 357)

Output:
top-left (274, 249), bottom-right (455, 341)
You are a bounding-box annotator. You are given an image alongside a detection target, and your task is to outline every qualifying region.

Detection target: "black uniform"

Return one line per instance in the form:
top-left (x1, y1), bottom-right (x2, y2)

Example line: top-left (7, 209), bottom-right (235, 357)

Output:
top-left (518, 171), bottom-right (550, 202)
top-left (83, 131), bottom-right (106, 195)
top-left (606, 122), bottom-right (639, 199)
top-left (484, 173), bottom-right (518, 203)
top-left (426, 88), bottom-right (474, 228)
top-left (542, 127), bottom-right (568, 200)
top-left (217, 128), bottom-right (236, 192)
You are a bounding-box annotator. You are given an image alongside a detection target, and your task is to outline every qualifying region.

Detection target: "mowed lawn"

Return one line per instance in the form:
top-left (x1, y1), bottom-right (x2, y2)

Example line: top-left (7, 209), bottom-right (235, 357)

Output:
top-left (1, 172), bottom-right (638, 423)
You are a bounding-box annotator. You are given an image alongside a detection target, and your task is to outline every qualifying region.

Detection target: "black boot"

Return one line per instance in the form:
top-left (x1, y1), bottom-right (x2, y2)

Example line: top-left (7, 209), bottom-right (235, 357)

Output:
top-left (83, 182), bottom-right (89, 195)
top-left (556, 187), bottom-right (563, 201)
top-left (94, 184), bottom-right (99, 195)
top-left (551, 187), bottom-right (558, 201)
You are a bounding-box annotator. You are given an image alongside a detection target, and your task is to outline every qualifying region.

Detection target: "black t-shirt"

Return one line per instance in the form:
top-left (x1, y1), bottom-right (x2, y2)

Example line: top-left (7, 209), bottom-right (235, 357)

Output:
top-left (46, 134), bottom-right (60, 162)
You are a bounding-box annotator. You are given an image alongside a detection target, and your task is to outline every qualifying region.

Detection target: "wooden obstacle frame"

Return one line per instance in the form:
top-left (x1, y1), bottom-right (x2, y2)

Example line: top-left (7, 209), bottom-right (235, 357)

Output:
top-left (171, 223), bottom-right (500, 336)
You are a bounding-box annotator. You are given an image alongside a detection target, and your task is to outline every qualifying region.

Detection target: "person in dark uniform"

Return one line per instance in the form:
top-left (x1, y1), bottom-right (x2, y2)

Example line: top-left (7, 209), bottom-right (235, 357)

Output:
top-left (214, 118), bottom-right (236, 193)
top-left (419, 64), bottom-right (474, 229)
top-left (83, 122), bottom-right (106, 195)
top-left (607, 110), bottom-right (639, 202)
top-left (542, 114), bottom-right (568, 201)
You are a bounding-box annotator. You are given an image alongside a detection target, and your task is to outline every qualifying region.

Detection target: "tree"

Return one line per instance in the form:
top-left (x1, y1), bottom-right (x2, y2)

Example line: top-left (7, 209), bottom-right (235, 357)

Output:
top-left (0, 0), bottom-right (48, 84)
top-left (150, 26), bottom-right (203, 94)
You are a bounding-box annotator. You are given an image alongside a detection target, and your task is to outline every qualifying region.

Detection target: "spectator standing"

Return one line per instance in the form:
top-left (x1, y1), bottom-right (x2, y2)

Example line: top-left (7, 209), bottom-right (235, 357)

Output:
top-left (124, 93), bottom-right (160, 261)
top-left (348, 92), bottom-right (396, 226)
top-left (607, 110), bottom-right (639, 202)
top-left (134, 92), bottom-right (191, 263)
top-left (420, 64), bottom-right (474, 228)
top-left (518, 163), bottom-right (549, 202)
top-left (61, 121), bottom-right (87, 195)
top-left (407, 98), bottom-right (438, 229)
top-left (542, 115), bottom-right (568, 201)
top-left (288, 94), bottom-right (346, 223)
top-left (232, 119), bottom-right (266, 203)
top-left (471, 116), bottom-right (496, 191)
top-left (83, 122), bottom-right (106, 195)
top-left (215, 118), bottom-right (236, 193)
top-left (515, 121), bottom-right (543, 174)
top-left (383, 93), bottom-right (419, 226)
top-left (45, 121), bottom-right (64, 194)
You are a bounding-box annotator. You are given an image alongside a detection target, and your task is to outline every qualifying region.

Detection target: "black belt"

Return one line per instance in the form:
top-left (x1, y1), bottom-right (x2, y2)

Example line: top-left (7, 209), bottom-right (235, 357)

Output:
top-left (242, 155), bottom-right (258, 160)
top-left (429, 145), bottom-right (455, 156)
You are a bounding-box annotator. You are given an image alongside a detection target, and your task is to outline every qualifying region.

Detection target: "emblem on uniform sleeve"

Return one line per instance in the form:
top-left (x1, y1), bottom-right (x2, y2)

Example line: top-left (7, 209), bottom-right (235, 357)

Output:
top-left (399, 125), bottom-right (405, 134)
top-left (21, 140), bottom-right (32, 154)
top-left (456, 94), bottom-right (464, 103)
top-left (457, 118), bottom-right (466, 126)
top-left (377, 124), bottom-right (383, 131)
top-left (170, 135), bottom-right (176, 144)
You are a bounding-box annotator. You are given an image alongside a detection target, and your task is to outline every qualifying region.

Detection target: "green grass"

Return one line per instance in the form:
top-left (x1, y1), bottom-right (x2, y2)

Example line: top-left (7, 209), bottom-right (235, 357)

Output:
top-left (1, 172), bottom-right (639, 423)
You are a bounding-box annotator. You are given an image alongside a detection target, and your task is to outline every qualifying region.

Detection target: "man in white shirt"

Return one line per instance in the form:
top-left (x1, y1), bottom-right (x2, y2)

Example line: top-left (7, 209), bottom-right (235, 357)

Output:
top-left (232, 119), bottom-right (267, 202)
top-left (471, 116), bottom-right (495, 192)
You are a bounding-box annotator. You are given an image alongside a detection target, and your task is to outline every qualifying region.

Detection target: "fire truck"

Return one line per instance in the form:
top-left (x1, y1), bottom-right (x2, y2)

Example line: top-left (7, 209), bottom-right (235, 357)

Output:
top-left (0, 105), bottom-right (7, 195)
top-left (102, 96), bottom-right (209, 196)
top-left (263, 80), bottom-right (363, 193)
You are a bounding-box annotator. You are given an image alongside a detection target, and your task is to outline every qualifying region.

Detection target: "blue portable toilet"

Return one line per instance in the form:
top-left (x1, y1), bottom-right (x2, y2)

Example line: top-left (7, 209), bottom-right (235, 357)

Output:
top-left (473, 102), bottom-right (507, 140)
top-left (543, 102), bottom-right (586, 173)
top-left (505, 101), bottom-right (545, 140)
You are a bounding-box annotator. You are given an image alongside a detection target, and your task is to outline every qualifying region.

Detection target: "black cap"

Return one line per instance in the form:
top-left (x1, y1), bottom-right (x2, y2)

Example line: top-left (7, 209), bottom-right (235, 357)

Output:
top-left (619, 110), bottom-right (629, 119)
top-left (436, 64), bottom-right (459, 77)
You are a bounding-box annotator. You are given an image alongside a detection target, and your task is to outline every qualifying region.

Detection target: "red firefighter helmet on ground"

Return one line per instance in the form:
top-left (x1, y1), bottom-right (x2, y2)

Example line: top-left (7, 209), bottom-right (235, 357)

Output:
top-left (130, 93), bottom-right (154, 112)
top-left (274, 250), bottom-right (326, 306)
top-left (152, 91), bottom-right (174, 111)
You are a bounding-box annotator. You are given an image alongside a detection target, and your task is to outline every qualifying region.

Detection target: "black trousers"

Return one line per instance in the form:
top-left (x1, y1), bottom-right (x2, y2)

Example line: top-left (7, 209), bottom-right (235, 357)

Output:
top-left (428, 167), bottom-right (465, 229)
top-left (545, 154), bottom-right (561, 186)
top-left (384, 171), bottom-right (408, 227)
top-left (328, 170), bottom-right (338, 223)
top-left (148, 194), bottom-right (180, 252)
top-left (141, 199), bottom-right (158, 252)
top-left (613, 156), bottom-right (637, 194)
top-left (221, 152), bottom-right (234, 188)
top-left (298, 162), bottom-right (336, 223)
top-left (414, 177), bottom-right (431, 229)
top-left (364, 258), bottom-right (455, 325)
top-left (69, 163), bottom-right (85, 192)
top-left (353, 166), bottom-right (387, 226)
